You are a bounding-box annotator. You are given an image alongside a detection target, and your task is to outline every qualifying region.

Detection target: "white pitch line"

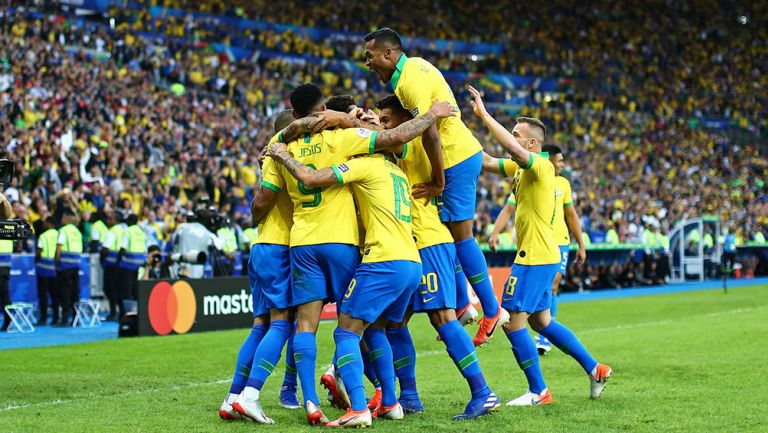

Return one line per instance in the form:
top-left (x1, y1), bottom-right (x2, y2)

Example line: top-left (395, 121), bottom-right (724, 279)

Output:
top-left (2, 305), bottom-right (761, 412)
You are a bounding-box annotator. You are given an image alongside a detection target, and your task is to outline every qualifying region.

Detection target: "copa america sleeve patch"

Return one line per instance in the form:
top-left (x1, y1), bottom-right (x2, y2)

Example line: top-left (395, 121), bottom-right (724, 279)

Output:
top-left (411, 108), bottom-right (419, 117)
top-left (356, 128), bottom-right (372, 138)
top-left (338, 163), bottom-right (350, 172)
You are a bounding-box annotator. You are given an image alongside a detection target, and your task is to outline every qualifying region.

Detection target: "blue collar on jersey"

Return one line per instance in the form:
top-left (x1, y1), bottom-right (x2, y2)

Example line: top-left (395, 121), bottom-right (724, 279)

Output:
top-left (388, 53), bottom-right (408, 91)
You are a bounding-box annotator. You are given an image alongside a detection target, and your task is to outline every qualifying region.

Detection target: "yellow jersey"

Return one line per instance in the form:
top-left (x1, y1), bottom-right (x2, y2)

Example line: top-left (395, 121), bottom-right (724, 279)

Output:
top-left (263, 127), bottom-right (376, 247)
top-left (258, 133), bottom-right (293, 245)
top-left (553, 176), bottom-right (573, 246)
top-left (396, 138), bottom-right (454, 249)
top-left (498, 157), bottom-right (519, 179)
top-left (512, 152), bottom-right (560, 265)
top-left (507, 191), bottom-right (517, 206)
top-left (332, 154), bottom-right (420, 264)
top-left (391, 54), bottom-right (481, 169)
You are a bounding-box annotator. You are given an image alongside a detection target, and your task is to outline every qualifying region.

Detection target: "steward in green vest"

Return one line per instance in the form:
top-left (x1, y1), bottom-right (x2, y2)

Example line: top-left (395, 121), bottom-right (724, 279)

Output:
top-left (118, 214), bottom-right (146, 302)
top-left (55, 209), bottom-right (82, 325)
top-left (35, 216), bottom-right (59, 324)
top-left (101, 210), bottom-right (126, 319)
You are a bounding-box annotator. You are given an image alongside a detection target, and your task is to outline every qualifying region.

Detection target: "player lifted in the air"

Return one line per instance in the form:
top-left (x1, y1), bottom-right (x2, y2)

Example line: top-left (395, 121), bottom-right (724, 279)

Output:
top-left (468, 86), bottom-right (612, 406)
top-left (363, 28), bottom-right (508, 346)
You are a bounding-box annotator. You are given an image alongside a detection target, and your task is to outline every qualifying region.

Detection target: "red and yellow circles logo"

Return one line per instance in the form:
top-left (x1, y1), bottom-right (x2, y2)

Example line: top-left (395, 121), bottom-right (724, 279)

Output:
top-left (148, 281), bottom-right (196, 335)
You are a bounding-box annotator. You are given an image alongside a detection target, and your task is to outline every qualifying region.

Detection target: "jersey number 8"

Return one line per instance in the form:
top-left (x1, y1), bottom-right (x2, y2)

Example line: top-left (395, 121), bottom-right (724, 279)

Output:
top-left (504, 275), bottom-right (518, 296)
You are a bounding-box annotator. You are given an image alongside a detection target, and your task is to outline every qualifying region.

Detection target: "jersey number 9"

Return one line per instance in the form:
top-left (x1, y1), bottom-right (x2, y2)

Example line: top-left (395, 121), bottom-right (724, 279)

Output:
top-left (298, 163), bottom-right (322, 208)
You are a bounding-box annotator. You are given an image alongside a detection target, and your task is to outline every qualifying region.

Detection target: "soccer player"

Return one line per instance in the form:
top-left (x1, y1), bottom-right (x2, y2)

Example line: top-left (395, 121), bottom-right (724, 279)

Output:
top-left (221, 110), bottom-right (296, 422)
top-left (244, 83), bottom-right (456, 425)
top-left (265, 143), bottom-right (421, 429)
top-left (468, 86), bottom-right (612, 405)
top-left (377, 95), bottom-right (501, 420)
top-left (535, 145), bottom-right (587, 354)
top-left (364, 28), bottom-right (507, 346)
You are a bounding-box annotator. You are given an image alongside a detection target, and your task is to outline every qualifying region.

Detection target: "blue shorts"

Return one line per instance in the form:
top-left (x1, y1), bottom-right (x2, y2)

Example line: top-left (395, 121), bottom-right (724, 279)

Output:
top-left (290, 244), bottom-right (360, 306)
top-left (501, 263), bottom-right (559, 314)
top-left (340, 260), bottom-right (421, 324)
top-left (558, 245), bottom-right (570, 276)
top-left (250, 243), bottom-right (291, 310)
top-left (437, 151), bottom-right (482, 222)
top-left (411, 243), bottom-right (457, 312)
top-left (247, 245), bottom-right (272, 317)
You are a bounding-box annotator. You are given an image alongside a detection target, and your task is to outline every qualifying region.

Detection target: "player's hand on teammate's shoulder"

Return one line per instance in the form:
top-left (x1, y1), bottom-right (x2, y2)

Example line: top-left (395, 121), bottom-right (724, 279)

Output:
top-left (360, 109), bottom-right (381, 127)
top-left (266, 142), bottom-right (289, 158)
top-left (468, 85), bottom-right (488, 118)
top-left (429, 100), bottom-right (458, 119)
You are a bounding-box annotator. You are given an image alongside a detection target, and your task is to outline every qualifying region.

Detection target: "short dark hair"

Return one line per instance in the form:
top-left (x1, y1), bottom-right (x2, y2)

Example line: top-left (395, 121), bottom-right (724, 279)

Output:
top-left (125, 214), bottom-right (138, 225)
top-left (376, 95), bottom-right (411, 119)
top-left (148, 244), bottom-right (161, 253)
top-left (45, 215), bottom-right (58, 226)
top-left (274, 110), bottom-right (294, 133)
top-left (326, 95), bottom-right (356, 114)
top-left (516, 117), bottom-right (547, 142)
top-left (290, 83), bottom-right (324, 118)
top-left (364, 28), bottom-right (403, 50)
top-left (542, 144), bottom-right (562, 156)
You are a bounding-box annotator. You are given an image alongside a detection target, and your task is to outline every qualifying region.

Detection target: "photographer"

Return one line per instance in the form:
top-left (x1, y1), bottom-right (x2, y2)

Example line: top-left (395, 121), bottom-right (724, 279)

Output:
top-left (141, 245), bottom-right (170, 280)
top-left (171, 208), bottom-right (223, 279)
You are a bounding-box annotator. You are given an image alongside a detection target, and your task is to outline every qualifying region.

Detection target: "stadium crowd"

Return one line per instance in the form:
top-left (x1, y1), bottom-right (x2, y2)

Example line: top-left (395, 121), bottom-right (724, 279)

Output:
top-left (1, 0), bottom-right (767, 294)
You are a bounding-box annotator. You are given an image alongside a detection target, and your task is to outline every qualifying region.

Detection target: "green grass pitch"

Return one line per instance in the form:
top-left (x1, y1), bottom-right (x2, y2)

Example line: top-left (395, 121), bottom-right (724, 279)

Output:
top-left (1, 284), bottom-right (766, 433)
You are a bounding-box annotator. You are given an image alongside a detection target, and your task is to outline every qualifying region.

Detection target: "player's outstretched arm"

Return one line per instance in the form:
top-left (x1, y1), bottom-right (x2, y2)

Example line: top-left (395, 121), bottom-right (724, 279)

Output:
top-left (564, 204), bottom-right (587, 266)
top-left (412, 123), bottom-right (446, 202)
top-left (468, 86), bottom-right (531, 167)
top-left (266, 143), bottom-right (338, 188)
top-left (373, 100), bottom-right (456, 149)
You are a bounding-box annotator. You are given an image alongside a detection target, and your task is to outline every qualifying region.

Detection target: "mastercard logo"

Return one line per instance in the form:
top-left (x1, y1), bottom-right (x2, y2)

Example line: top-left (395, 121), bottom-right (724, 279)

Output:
top-left (148, 281), bottom-right (196, 335)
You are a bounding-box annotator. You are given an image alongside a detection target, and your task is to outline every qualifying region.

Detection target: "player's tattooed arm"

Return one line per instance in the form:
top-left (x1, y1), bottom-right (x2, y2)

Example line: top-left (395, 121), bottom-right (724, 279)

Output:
top-left (468, 86), bottom-right (531, 167)
top-left (250, 187), bottom-right (278, 225)
top-left (280, 111), bottom-right (379, 143)
top-left (373, 100), bottom-right (456, 149)
top-left (266, 143), bottom-right (338, 188)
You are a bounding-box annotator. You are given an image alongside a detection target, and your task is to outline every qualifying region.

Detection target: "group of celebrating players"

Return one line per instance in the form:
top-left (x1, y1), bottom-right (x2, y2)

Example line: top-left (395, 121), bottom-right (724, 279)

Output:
top-left (216, 28), bottom-right (613, 428)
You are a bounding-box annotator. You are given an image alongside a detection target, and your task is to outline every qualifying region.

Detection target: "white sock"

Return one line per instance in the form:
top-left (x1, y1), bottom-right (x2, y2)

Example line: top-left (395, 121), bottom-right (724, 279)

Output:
top-left (226, 393), bottom-right (238, 404)
top-left (589, 366), bottom-right (598, 377)
top-left (242, 386), bottom-right (260, 401)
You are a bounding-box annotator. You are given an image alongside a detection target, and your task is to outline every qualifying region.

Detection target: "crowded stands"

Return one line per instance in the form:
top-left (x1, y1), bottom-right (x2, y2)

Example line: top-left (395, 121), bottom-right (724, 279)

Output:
top-left (2, 0), bottom-right (767, 292)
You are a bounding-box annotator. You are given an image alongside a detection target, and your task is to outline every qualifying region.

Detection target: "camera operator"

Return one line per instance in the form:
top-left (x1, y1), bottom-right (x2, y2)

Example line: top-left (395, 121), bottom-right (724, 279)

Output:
top-left (171, 208), bottom-right (223, 279)
top-left (141, 245), bottom-right (170, 280)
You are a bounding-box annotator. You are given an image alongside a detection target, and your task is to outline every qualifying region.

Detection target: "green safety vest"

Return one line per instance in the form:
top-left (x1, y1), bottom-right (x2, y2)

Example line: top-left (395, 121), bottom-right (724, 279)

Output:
top-left (92, 220), bottom-right (108, 246)
top-left (755, 232), bottom-right (766, 244)
top-left (605, 229), bottom-right (619, 245)
top-left (36, 228), bottom-right (59, 276)
top-left (581, 232), bottom-right (592, 246)
top-left (703, 233), bottom-right (714, 249)
top-left (119, 224), bottom-right (147, 271)
top-left (217, 227), bottom-right (238, 254)
top-left (0, 239), bottom-right (12, 268)
top-left (58, 224), bottom-right (83, 270)
top-left (243, 228), bottom-right (258, 248)
top-left (39, 229), bottom-right (58, 258)
top-left (108, 224), bottom-right (125, 252)
top-left (658, 234), bottom-right (670, 250)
